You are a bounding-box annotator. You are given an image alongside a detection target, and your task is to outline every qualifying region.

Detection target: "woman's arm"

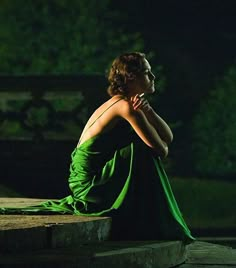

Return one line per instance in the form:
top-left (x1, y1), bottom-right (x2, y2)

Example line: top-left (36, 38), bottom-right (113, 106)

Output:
top-left (142, 108), bottom-right (173, 144)
top-left (118, 99), bottom-right (169, 158)
top-left (131, 94), bottom-right (173, 145)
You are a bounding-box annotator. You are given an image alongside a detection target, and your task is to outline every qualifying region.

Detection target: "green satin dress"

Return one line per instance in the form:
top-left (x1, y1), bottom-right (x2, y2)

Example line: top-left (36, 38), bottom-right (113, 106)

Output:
top-left (1, 101), bottom-right (194, 241)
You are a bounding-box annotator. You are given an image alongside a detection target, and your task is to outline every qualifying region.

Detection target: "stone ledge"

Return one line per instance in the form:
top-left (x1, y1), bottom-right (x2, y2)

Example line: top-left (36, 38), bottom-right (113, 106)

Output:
top-left (0, 240), bottom-right (187, 268)
top-left (0, 198), bottom-right (112, 252)
top-left (0, 198), bottom-right (188, 268)
top-left (0, 198), bottom-right (48, 208)
top-left (0, 215), bottom-right (112, 253)
top-left (94, 241), bottom-right (187, 268)
top-left (185, 241), bottom-right (236, 265)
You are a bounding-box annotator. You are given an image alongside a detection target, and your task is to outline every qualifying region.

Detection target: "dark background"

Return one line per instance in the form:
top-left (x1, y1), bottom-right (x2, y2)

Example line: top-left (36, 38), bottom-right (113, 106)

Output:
top-left (0, 0), bottom-right (236, 232)
top-left (113, 0), bottom-right (236, 116)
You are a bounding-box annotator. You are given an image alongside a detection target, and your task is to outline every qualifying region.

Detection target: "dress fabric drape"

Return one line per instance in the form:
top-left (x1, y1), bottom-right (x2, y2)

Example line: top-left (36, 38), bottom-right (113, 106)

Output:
top-left (1, 120), bottom-right (194, 241)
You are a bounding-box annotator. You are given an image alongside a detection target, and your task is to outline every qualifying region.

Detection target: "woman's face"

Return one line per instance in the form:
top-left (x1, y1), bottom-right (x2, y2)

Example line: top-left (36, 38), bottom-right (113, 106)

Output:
top-left (130, 58), bottom-right (156, 95)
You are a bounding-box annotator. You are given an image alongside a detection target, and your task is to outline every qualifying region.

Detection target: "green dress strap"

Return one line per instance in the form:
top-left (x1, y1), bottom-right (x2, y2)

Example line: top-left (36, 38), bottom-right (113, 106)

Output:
top-left (79, 97), bottom-right (123, 144)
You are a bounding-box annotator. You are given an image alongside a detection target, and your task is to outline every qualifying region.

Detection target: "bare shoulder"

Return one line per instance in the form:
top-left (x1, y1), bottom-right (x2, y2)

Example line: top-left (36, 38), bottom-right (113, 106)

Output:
top-left (107, 96), bottom-right (143, 123)
top-left (115, 98), bottom-right (144, 121)
top-left (113, 97), bottom-right (136, 116)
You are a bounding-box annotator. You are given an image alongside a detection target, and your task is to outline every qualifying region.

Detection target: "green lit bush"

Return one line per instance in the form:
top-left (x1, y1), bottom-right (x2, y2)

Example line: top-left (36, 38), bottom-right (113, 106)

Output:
top-left (0, 0), bottom-right (144, 74)
top-left (192, 66), bottom-right (236, 178)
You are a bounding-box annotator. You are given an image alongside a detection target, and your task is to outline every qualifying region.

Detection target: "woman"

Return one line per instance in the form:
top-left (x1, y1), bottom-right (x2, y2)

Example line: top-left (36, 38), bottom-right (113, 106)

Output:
top-left (1, 52), bottom-right (194, 241)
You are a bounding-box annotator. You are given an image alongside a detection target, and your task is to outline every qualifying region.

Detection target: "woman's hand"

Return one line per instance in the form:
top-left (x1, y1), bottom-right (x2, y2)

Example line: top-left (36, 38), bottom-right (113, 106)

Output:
top-left (130, 94), bottom-right (173, 145)
top-left (130, 94), bottom-right (152, 113)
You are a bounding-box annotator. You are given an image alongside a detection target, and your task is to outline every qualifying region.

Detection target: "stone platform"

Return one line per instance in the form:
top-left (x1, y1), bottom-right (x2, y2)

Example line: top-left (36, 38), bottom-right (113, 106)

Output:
top-left (180, 241), bottom-right (236, 267)
top-left (0, 198), bottom-right (111, 252)
top-left (1, 198), bottom-right (235, 267)
top-left (0, 240), bottom-right (187, 268)
top-left (0, 198), bottom-right (187, 267)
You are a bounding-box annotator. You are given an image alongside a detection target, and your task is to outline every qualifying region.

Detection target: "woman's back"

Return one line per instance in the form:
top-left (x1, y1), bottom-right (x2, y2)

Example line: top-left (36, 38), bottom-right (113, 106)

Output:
top-left (77, 96), bottom-right (124, 147)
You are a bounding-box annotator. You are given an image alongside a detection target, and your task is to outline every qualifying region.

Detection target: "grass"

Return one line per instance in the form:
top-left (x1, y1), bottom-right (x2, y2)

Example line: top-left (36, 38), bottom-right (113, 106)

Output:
top-left (170, 176), bottom-right (236, 229)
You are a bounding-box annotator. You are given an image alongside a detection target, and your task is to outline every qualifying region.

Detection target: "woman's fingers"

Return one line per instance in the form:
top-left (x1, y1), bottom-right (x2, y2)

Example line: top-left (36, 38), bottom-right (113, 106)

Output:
top-left (131, 94), bottom-right (149, 110)
top-left (132, 97), bottom-right (142, 109)
top-left (133, 99), bottom-right (147, 110)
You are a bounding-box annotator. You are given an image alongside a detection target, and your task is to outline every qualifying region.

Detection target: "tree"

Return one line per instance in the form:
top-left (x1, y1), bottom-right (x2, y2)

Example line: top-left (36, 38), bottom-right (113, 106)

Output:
top-left (192, 66), bottom-right (236, 178)
top-left (0, 0), bottom-right (167, 142)
top-left (0, 0), bottom-right (144, 74)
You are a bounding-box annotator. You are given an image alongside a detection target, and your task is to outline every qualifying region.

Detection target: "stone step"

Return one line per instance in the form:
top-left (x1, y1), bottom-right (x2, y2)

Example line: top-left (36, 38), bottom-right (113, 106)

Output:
top-left (0, 240), bottom-right (187, 268)
top-left (0, 198), bottom-right (189, 268)
top-left (0, 198), bottom-right (111, 252)
top-left (180, 241), bottom-right (236, 267)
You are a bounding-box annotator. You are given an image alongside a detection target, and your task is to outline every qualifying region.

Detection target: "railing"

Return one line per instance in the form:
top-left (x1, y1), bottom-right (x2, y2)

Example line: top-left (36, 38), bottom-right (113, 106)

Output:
top-left (0, 75), bottom-right (108, 198)
top-left (0, 75), bottom-right (108, 141)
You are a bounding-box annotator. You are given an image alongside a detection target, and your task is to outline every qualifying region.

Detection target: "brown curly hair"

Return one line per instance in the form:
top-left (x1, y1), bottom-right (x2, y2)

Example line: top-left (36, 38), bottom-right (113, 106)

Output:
top-left (107, 52), bottom-right (146, 96)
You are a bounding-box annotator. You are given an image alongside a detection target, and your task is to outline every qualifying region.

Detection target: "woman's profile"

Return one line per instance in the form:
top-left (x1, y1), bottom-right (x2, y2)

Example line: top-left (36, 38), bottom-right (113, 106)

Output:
top-left (1, 52), bottom-right (195, 241)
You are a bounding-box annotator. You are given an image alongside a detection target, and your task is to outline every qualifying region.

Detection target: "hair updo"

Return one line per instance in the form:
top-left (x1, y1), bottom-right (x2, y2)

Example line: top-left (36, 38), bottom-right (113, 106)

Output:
top-left (107, 52), bottom-right (146, 97)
